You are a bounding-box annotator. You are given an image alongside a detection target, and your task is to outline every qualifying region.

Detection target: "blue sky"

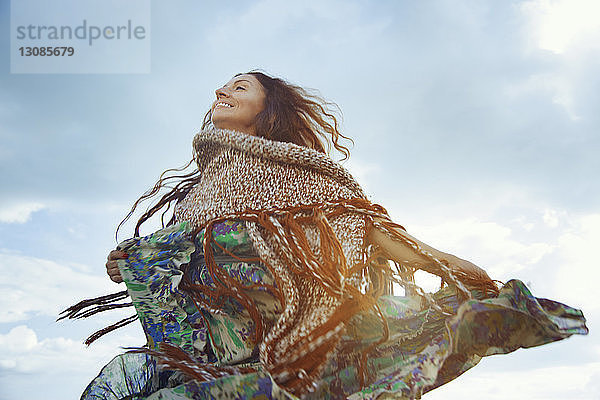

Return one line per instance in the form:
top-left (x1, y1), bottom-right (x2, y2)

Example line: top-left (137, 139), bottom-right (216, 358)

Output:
top-left (1, 0), bottom-right (599, 398)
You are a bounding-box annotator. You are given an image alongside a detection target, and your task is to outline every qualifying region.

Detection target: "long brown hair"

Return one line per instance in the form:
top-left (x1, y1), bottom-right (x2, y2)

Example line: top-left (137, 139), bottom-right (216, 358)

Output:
top-left (118, 71), bottom-right (353, 238)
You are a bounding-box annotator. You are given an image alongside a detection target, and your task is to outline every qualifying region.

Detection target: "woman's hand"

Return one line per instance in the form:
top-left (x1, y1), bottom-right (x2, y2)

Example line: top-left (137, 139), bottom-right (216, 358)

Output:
top-left (106, 250), bottom-right (128, 283)
top-left (442, 253), bottom-right (492, 282)
top-left (368, 217), bottom-right (494, 286)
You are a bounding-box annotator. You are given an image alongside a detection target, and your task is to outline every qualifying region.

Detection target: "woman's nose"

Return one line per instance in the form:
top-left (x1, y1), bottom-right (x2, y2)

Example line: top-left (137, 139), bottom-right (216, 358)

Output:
top-left (215, 87), bottom-right (230, 98)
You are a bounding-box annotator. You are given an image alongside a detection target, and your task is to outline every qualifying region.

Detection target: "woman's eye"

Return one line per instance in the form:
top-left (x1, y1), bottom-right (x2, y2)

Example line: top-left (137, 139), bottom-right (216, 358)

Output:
top-left (235, 86), bottom-right (246, 90)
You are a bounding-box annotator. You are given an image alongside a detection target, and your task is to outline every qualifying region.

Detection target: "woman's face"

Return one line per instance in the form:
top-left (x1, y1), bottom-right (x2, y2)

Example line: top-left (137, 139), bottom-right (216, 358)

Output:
top-left (211, 74), bottom-right (266, 136)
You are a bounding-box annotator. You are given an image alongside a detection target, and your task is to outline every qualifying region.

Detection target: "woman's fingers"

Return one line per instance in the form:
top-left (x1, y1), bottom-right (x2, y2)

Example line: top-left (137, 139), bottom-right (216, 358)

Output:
top-left (106, 256), bottom-right (125, 283)
top-left (106, 261), bottom-right (120, 273)
top-left (107, 249), bottom-right (129, 261)
top-left (106, 259), bottom-right (118, 270)
top-left (107, 266), bottom-right (123, 283)
top-left (109, 272), bottom-right (123, 283)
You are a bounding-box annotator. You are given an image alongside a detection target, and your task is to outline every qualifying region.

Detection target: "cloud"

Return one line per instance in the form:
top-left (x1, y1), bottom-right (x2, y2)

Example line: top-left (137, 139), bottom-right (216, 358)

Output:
top-left (517, 0), bottom-right (600, 121)
top-left (406, 217), bottom-right (554, 279)
top-left (0, 324), bottom-right (141, 375)
top-left (344, 157), bottom-right (382, 198)
top-left (0, 202), bottom-right (45, 224)
top-left (521, 0), bottom-right (600, 54)
top-left (0, 324), bottom-right (144, 400)
top-left (0, 251), bottom-right (127, 323)
top-left (384, 194), bottom-right (597, 313)
top-left (426, 361), bottom-right (600, 399)
top-left (554, 213), bottom-right (600, 311)
top-left (0, 325), bottom-right (37, 353)
top-left (542, 208), bottom-right (564, 228)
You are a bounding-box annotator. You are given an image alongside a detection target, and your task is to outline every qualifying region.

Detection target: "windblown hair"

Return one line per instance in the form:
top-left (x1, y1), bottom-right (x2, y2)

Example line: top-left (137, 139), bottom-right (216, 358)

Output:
top-left (205, 72), bottom-right (352, 158)
top-left (118, 71), bottom-right (352, 238)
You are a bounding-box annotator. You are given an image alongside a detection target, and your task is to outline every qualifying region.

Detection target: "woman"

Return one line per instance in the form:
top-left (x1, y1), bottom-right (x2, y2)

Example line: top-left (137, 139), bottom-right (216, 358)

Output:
top-left (69, 71), bottom-right (587, 399)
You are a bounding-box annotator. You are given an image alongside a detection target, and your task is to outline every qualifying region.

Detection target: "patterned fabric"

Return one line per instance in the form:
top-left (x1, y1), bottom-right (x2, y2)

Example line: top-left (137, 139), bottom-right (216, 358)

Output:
top-left (81, 221), bottom-right (588, 400)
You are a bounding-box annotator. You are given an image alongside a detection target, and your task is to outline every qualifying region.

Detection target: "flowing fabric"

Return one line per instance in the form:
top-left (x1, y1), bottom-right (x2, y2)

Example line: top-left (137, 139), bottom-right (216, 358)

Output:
top-left (81, 221), bottom-right (588, 400)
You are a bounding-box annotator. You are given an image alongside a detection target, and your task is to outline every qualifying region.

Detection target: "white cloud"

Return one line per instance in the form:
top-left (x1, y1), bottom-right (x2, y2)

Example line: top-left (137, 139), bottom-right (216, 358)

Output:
top-left (407, 218), bottom-right (554, 279)
top-left (543, 208), bottom-right (562, 227)
top-left (344, 157), bottom-right (382, 197)
top-left (0, 202), bottom-right (45, 223)
top-left (0, 325), bottom-right (37, 352)
top-left (0, 324), bottom-right (144, 400)
top-left (521, 0), bottom-right (600, 54)
top-left (554, 213), bottom-right (600, 311)
top-left (0, 324), bottom-right (141, 375)
top-left (518, 1), bottom-right (600, 121)
top-left (0, 252), bottom-right (144, 399)
top-left (427, 361), bottom-right (600, 400)
top-left (0, 251), bottom-right (128, 323)
top-left (382, 190), bottom-right (596, 314)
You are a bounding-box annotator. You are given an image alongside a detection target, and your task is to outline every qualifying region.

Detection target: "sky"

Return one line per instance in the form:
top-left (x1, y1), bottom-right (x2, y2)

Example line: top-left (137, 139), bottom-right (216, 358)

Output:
top-left (1, 0), bottom-right (599, 398)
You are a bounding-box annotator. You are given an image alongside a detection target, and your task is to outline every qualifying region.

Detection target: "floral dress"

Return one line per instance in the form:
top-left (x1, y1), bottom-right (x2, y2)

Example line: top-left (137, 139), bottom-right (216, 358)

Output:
top-left (80, 221), bottom-right (588, 400)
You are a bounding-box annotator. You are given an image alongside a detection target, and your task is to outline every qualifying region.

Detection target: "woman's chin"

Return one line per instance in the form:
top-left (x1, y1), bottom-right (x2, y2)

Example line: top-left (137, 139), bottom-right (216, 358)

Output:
top-left (211, 120), bottom-right (233, 131)
top-left (211, 124), bottom-right (255, 136)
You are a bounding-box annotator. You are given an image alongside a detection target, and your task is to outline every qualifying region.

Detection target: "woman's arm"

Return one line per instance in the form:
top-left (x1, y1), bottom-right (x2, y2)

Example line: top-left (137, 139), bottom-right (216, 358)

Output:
top-left (367, 218), bottom-right (492, 282)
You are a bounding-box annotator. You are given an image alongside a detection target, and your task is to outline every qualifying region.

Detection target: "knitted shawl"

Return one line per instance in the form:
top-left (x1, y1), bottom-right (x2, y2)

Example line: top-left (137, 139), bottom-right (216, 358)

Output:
top-left (170, 128), bottom-right (497, 395)
top-left (174, 128), bottom-right (376, 393)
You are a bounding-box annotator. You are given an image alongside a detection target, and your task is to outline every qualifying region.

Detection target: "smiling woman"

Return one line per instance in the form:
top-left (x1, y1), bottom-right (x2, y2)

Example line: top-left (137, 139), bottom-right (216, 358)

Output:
top-left (210, 74), bottom-right (266, 136)
top-left (65, 71), bottom-right (588, 400)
